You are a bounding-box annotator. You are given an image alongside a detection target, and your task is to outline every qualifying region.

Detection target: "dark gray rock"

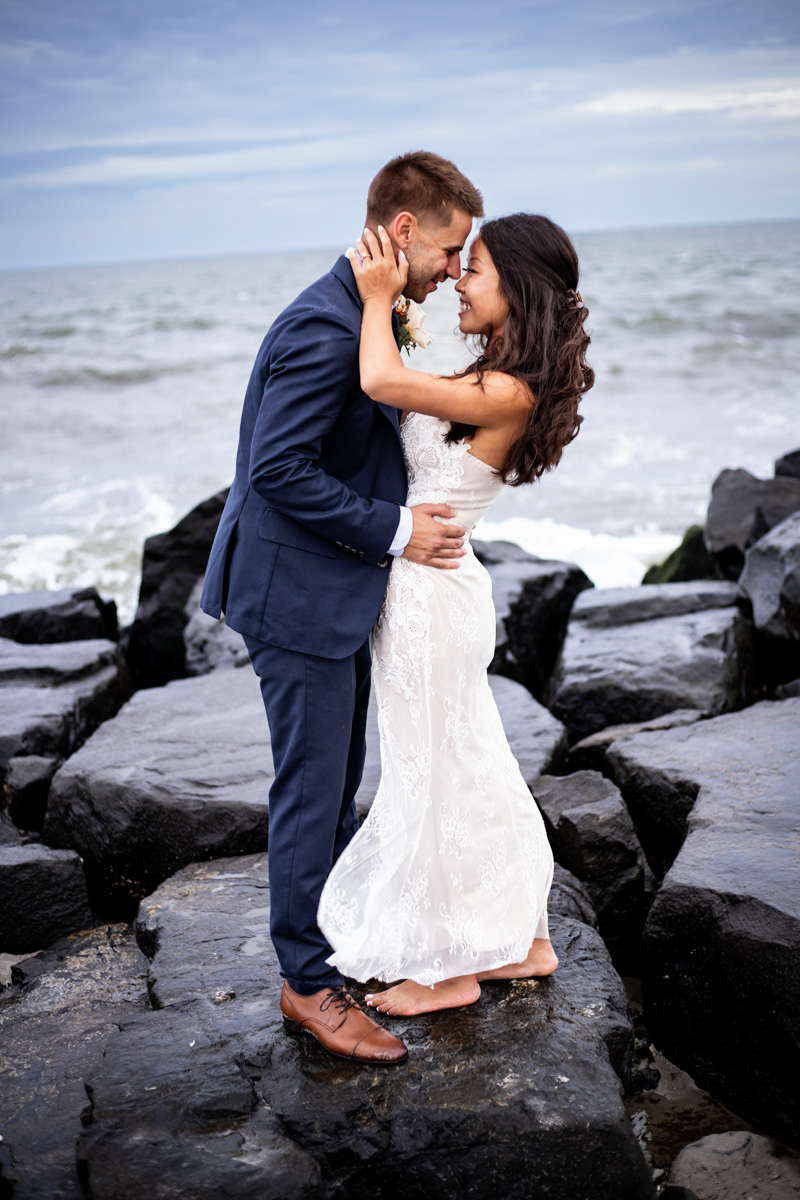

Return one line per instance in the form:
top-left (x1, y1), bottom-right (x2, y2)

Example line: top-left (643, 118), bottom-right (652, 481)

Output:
top-left (642, 526), bottom-right (726, 585)
top-left (2, 752), bottom-right (58, 831)
top-left (77, 1008), bottom-right (325, 1200)
top-left (124, 489), bottom-right (229, 689)
top-left (0, 586), bottom-right (117, 644)
top-left (548, 863), bottom-right (600, 930)
top-left (668, 1130), bottom-right (800, 1198)
top-left (533, 772), bottom-right (648, 970)
top-left (0, 924), bottom-right (150, 1199)
top-left (705, 467), bottom-right (800, 579)
top-left (473, 538), bottom-right (593, 700)
top-left (775, 677), bottom-right (800, 699)
top-left (183, 579), bottom-right (249, 675)
top-left (775, 448), bottom-right (800, 479)
top-left (0, 843), bottom-right (94, 953)
top-left (355, 673), bottom-right (568, 821)
top-left (607, 698), bottom-right (800, 1144)
top-left (567, 709), bottom-right (704, 772)
top-left (44, 666), bottom-right (272, 919)
top-left (739, 510), bottom-right (800, 642)
top-left (546, 584), bottom-right (755, 743)
top-left (0, 637), bottom-right (131, 789)
top-left (120, 853), bottom-right (655, 1200)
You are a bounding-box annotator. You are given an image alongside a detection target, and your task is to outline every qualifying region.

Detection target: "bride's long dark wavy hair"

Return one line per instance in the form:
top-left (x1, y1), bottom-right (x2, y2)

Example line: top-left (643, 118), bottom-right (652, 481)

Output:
top-left (446, 213), bottom-right (594, 485)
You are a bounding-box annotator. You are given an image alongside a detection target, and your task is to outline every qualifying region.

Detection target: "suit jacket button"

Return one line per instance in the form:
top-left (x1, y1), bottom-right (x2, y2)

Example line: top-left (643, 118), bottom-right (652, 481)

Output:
top-left (377, 555), bottom-right (390, 569)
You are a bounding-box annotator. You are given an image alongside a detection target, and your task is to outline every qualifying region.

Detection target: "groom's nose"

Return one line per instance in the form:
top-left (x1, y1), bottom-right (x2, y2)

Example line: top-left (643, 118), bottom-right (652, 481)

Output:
top-left (445, 255), bottom-right (461, 280)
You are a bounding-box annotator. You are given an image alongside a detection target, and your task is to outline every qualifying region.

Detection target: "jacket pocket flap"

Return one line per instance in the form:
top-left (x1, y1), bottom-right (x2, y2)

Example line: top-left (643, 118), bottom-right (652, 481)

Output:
top-left (258, 509), bottom-right (338, 558)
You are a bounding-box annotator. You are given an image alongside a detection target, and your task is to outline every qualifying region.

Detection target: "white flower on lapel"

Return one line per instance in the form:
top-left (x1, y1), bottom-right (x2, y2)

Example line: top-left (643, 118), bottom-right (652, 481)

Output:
top-left (404, 300), bottom-right (433, 349)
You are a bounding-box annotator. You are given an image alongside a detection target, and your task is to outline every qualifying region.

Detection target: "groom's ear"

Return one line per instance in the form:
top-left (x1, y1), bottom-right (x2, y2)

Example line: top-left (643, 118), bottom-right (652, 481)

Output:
top-left (390, 211), bottom-right (416, 250)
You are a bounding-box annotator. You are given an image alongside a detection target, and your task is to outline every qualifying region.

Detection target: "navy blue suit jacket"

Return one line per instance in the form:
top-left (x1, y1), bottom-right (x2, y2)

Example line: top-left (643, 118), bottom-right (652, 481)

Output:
top-left (200, 255), bottom-right (408, 659)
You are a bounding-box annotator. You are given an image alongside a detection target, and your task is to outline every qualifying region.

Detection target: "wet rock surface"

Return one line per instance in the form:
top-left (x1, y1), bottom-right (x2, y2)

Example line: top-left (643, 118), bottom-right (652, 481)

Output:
top-left (606, 698), bottom-right (800, 1144)
top-left (2, 751), bottom-right (58, 830)
top-left (775, 448), bottom-right (800, 480)
top-left (566, 709), bottom-right (704, 772)
top-left (0, 924), bottom-right (150, 1199)
top-left (0, 636), bottom-right (130, 788)
top-left (473, 539), bottom-right (593, 700)
top-left (533, 771), bottom-right (647, 970)
top-left (739, 509), bottom-right (800, 643)
top-left (546, 583), bottom-right (754, 743)
top-left (94, 852), bottom-right (658, 1200)
top-left (668, 1130), bottom-right (800, 1199)
top-left (0, 586), bottom-right (118, 645)
top-left (705, 467), bottom-right (800, 579)
top-left (182, 580), bottom-right (249, 675)
top-left (123, 488), bottom-right (229, 689)
top-left (641, 526), bottom-right (725, 586)
top-left (0, 842), bottom-right (94, 954)
top-left (44, 665), bottom-right (272, 919)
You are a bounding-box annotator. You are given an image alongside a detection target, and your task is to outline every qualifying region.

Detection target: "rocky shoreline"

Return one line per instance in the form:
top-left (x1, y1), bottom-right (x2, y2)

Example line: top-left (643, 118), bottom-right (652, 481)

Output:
top-left (2, 453), bottom-right (800, 1199)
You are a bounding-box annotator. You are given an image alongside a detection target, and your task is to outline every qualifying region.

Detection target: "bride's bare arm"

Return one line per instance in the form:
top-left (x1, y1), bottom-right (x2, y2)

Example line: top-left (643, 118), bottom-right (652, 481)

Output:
top-left (348, 229), bottom-right (531, 430)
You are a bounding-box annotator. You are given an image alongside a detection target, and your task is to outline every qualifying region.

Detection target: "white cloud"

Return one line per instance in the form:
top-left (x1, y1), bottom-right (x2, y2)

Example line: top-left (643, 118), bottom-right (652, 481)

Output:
top-left (577, 83), bottom-right (800, 119)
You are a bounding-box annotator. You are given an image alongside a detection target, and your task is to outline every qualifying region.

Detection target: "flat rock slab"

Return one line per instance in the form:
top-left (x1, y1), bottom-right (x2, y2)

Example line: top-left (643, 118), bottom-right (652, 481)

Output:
top-left (567, 709), bottom-right (705, 772)
top-left (473, 539), bottom-right (593, 700)
top-left (668, 1130), bottom-right (800, 1199)
top-left (0, 637), bottom-right (131, 785)
top-left (0, 924), bottom-right (150, 1199)
top-left (533, 771), bottom-right (647, 971)
top-left (108, 853), bottom-right (657, 1200)
top-left (606, 698), bottom-right (800, 1144)
top-left (0, 586), bottom-right (117, 644)
top-left (0, 843), bottom-right (94, 954)
top-left (44, 665), bottom-right (272, 919)
top-left (546, 583), bottom-right (754, 743)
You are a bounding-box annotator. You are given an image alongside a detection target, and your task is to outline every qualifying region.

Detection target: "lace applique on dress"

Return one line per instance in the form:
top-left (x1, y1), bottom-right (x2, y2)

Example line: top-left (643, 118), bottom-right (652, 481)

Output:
top-left (318, 414), bottom-right (554, 984)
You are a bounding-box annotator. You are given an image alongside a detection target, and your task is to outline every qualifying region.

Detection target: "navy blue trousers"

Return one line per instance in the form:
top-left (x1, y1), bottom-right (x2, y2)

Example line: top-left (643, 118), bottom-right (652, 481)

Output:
top-left (243, 633), bottom-right (371, 994)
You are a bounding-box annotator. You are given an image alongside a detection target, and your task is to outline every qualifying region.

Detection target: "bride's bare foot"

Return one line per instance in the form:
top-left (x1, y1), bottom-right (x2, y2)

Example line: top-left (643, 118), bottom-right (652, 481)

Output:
top-left (364, 974), bottom-right (480, 1016)
top-left (476, 938), bottom-right (559, 982)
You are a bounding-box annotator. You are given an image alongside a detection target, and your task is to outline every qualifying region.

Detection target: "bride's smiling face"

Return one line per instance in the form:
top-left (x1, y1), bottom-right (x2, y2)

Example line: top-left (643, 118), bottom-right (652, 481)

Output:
top-left (455, 238), bottom-right (510, 339)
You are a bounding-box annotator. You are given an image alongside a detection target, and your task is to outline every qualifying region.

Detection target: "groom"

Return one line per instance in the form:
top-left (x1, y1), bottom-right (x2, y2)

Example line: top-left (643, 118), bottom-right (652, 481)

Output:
top-left (201, 151), bottom-right (483, 1063)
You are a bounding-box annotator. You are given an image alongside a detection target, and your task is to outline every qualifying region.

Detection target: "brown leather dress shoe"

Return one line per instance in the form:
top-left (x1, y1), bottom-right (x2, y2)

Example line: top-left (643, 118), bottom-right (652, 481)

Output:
top-left (280, 982), bottom-right (408, 1064)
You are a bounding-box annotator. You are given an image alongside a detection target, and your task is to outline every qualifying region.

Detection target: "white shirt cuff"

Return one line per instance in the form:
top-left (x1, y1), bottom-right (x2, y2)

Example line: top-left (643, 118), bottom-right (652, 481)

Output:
top-left (388, 505), bottom-right (413, 556)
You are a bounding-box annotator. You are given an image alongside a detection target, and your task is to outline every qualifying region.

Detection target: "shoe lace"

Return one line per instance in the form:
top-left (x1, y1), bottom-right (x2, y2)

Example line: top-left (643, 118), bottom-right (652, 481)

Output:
top-left (319, 985), bottom-right (360, 1017)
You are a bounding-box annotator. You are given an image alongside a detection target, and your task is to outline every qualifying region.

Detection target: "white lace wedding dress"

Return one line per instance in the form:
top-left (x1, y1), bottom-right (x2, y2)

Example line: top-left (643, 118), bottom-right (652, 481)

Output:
top-left (318, 412), bottom-right (554, 986)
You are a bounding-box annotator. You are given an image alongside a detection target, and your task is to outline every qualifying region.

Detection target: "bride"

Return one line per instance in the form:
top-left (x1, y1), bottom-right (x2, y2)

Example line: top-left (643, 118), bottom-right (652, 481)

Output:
top-left (317, 213), bottom-right (594, 1017)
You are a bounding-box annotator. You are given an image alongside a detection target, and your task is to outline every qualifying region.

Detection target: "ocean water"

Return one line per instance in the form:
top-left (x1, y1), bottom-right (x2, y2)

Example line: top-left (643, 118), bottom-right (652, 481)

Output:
top-left (1, 220), bottom-right (798, 623)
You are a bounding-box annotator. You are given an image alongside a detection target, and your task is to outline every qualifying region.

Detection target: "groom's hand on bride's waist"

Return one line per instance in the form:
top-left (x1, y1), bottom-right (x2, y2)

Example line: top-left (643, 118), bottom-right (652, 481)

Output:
top-left (402, 504), bottom-right (466, 570)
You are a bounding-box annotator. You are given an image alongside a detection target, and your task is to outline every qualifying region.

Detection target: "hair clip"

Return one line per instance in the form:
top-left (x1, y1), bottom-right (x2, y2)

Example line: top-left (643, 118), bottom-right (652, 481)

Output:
top-left (567, 288), bottom-right (583, 308)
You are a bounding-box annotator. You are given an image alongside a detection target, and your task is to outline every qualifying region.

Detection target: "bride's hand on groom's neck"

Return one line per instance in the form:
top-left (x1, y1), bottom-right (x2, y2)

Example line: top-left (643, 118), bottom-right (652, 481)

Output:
top-left (347, 226), bottom-right (408, 305)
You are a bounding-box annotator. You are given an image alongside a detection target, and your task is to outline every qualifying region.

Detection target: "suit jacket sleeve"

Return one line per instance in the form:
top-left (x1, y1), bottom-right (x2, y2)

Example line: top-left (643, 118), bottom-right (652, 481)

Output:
top-left (247, 306), bottom-right (401, 561)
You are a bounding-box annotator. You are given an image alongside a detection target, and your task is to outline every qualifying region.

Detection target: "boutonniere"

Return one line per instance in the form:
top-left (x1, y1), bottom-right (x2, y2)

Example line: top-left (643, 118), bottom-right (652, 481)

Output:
top-left (394, 297), bottom-right (434, 355)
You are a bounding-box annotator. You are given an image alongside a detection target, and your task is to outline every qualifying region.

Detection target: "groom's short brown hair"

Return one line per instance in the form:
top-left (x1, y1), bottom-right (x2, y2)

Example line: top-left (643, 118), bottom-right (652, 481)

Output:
top-left (366, 151), bottom-right (484, 228)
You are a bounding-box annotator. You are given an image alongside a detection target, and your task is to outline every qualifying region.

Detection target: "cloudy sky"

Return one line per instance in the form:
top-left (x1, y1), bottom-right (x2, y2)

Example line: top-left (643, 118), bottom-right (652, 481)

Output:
top-left (1, 0), bottom-right (799, 268)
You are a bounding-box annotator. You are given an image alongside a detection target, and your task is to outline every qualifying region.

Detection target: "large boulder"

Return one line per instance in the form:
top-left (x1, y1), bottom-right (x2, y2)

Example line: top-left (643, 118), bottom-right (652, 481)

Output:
top-left (606, 698), bottom-right (800, 1145)
top-left (533, 771), bottom-right (648, 971)
top-left (473, 539), bottom-right (593, 700)
top-left (642, 526), bottom-right (725, 586)
top-left (739, 510), bottom-right (800, 643)
top-left (0, 586), bottom-right (118, 644)
top-left (0, 637), bottom-right (131, 793)
top-left (546, 583), bottom-right (754, 743)
top-left (44, 666), bottom-right (272, 919)
top-left (354, 674), bottom-right (567, 821)
top-left (124, 489), bottom-right (229, 689)
top-left (2, 752), bottom-right (58, 830)
top-left (0, 924), bottom-right (151, 1198)
top-left (668, 1130), bottom-right (800, 1198)
top-left (567, 709), bottom-right (704, 773)
top-left (705, 468), bottom-right (800, 579)
top-left (0, 842), bottom-right (94, 953)
top-left (83, 852), bottom-right (659, 1200)
top-left (775, 448), bottom-right (800, 479)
